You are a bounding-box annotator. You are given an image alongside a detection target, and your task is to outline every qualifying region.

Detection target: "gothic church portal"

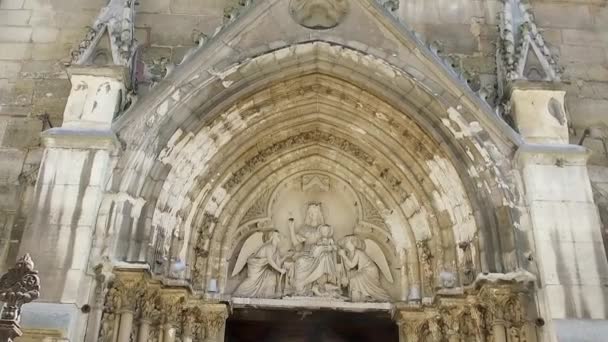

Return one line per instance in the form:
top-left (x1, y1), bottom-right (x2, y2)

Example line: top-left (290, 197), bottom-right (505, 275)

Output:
top-left (1, 0), bottom-right (608, 342)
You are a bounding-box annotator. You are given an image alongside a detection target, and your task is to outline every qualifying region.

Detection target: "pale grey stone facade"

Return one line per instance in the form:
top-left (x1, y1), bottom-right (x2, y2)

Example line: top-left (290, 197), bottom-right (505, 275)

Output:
top-left (0, 0), bottom-right (607, 341)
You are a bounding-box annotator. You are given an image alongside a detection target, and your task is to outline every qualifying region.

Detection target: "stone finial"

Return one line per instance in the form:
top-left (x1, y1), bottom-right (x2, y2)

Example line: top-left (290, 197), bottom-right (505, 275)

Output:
top-left (70, 0), bottom-right (137, 68)
top-left (497, 0), bottom-right (560, 90)
top-left (0, 254), bottom-right (41, 322)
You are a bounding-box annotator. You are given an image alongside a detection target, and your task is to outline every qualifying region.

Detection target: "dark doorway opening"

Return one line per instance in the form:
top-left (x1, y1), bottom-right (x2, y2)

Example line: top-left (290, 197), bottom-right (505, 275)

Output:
top-left (225, 307), bottom-right (398, 342)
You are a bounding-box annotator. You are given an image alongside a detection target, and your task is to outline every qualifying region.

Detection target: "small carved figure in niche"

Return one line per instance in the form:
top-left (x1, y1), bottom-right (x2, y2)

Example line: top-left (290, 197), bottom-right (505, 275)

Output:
top-left (338, 235), bottom-right (390, 302)
top-left (459, 240), bottom-right (475, 285)
top-left (416, 240), bottom-right (434, 295)
top-left (233, 230), bottom-right (286, 298)
top-left (439, 269), bottom-right (457, 289)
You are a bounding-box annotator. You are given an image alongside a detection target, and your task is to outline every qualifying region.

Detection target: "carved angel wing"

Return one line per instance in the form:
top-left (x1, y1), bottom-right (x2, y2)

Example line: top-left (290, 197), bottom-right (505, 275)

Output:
top-left (364, 239), bottom-right (394, 283)
top-left (231, 232), bottom-right (264, 277)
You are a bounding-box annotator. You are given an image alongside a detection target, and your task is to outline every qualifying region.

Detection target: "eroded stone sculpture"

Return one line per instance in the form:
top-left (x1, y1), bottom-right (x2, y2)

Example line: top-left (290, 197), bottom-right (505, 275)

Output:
top-left (231, 203), bottom-right (393, 302)
top-left (232, 230), bottom-right (286, 298)
top-left (339, 235), bottom-right (390, 302)
top-left (0, 254), bottom-right (40, 321)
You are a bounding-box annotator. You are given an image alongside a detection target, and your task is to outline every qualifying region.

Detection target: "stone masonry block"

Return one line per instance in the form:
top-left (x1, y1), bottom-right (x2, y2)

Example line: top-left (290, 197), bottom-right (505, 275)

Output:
top-left (0, 26), bottom-right (32, 43)
top-left (0, 43), bottom-right (32, 60)
top-left (0, 148), bottom-right (26, 183)
top-left (136, 13), bottom-right (222, 46)
top-left (31, 42), bottom-right (71, 61)
top-left (0, 0), bottom-right (24, 9)
top-left (0, 61), bottom-right (21, 78)
top-left (23, 0), bottom-right (105, 11)
top-left (0, 118), bottom-right (42, 148)
top-left (0, 9), bottom-right (31, 25)
top-left (562, 29), bottom-right (604, 47)
top-left (533, 3), bottom-right (593, 29)
top-left (560, 45), bottom-right (606, 64)
top-left (169, 0), bottom-right (227, 16)
top-left (31, 27), bottom-right (59, 43)
top-left (19, 60), bottom-right (67, 79)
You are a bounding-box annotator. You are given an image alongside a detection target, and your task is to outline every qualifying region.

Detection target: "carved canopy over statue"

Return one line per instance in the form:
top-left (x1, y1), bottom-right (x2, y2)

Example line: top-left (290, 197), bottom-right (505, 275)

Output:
top-left (232, 203), bottom-right (393, 302)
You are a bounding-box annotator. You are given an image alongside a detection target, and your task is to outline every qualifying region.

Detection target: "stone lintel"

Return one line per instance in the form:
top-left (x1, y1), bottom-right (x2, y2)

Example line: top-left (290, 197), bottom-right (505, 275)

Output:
top-left (41, 127), bottom-right (121, 152)
top-left (231, 297), bottom-right (393, 313)
top-left (67, 65), bottom-right (131, 88)
top-left (515, 143), bottom-right (590, 167)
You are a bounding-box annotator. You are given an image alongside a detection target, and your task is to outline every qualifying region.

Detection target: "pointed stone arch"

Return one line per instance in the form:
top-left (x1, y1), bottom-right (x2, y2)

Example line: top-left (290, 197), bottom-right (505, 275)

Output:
top-left (93, 0), bottom-right (529, 304)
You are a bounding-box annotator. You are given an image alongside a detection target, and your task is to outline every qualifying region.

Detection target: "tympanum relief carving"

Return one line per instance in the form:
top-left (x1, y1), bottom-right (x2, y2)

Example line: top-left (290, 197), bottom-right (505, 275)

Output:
top-left (230, 175), bottom-right (395, 302)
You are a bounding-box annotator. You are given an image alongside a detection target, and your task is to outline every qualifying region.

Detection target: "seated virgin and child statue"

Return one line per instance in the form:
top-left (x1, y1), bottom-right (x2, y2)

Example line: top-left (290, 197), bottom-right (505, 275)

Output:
top-left (233, 204), bottom-right (391, 302)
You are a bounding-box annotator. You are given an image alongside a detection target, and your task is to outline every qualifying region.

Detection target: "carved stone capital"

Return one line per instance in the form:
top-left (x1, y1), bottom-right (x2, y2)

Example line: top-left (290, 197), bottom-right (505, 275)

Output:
top-left (137, 287), bottom-right (160, 322)
top-left (200, 304), bottom-right (229, 338)
top-left (109, 278), bottom-right (144, 313)
top-left (479, 286), bottom-right (517, 320)
top-left (161, 295), bottom-right (186, 326)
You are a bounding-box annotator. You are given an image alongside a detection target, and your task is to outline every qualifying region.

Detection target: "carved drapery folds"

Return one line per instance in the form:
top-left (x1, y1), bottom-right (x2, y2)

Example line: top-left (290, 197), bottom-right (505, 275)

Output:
top-left (230, 202), bottom-right (394, 302)
top-left (96, 270), bottom-right (229, 342)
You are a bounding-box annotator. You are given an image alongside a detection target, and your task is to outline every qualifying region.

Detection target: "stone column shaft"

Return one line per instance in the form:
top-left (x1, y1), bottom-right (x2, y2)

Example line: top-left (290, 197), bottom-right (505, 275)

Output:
top-left (137, 321), bottom-right (150, 342)
top-left (492, 320), bottom-right (507, 342)
top-left (163, 324), bottom-right (176, 342)
top-left (117, 311), bottom-right (134, 342)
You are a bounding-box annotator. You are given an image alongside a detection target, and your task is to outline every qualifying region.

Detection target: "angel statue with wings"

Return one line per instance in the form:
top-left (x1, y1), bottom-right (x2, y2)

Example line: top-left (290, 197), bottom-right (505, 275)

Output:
top-left (232, 230), bottom-right (287, 298)
top-left (338, 235), bottom-right (392, 302)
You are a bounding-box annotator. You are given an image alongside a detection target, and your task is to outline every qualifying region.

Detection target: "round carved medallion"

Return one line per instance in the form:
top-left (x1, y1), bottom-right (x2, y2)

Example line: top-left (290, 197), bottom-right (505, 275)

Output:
top-left (289, 0), bottom-right (349, 30)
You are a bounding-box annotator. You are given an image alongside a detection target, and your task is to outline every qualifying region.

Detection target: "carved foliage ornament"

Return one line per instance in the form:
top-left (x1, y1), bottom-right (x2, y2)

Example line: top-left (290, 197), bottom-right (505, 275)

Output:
top-left (223, 130), bottom-right (375, 192)
top-left (0, 254), bottom-right (40, 321)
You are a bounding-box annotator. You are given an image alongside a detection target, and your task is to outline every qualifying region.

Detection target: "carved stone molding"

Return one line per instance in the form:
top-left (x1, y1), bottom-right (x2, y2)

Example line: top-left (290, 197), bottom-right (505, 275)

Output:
top-left (223, 130), bottom-right (375, 192)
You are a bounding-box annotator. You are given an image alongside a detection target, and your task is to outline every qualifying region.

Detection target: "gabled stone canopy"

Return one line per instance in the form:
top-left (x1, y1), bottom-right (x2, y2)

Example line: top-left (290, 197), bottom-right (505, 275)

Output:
top-left (94, 0), bottom-right (530, 296)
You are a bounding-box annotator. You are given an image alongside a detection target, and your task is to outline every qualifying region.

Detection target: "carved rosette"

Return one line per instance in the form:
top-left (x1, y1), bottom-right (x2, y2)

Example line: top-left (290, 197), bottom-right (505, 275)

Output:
top-left (289, 0), bottom-right (349, 30)
top-left (416, 239), bottom-right (435, 296)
